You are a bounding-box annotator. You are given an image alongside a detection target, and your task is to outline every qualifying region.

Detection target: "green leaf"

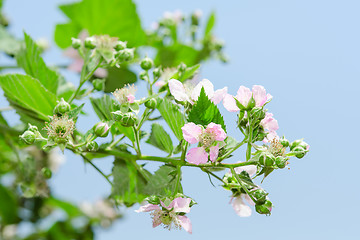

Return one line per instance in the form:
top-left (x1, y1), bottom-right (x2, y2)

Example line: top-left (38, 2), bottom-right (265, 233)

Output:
top-left (218, 136), bottom-right (239, 159)
top-left (146, 123), bottom-right (173, 154)
top-left (155, 44), bottom-right (199, 68)
top-left (0, 26), bottom-right (21, 55)
top-left (104, 66), bottom-right (137, 93)
top-left (67, 103), bottom-right (85, 120)
top-left (204, 11), bottom-right (216, 38)
top-left (157, 98), bottom-right (186, 141)
top-left (0, 184), bottom-right (18, 224)
top-left (0, 74), bottom-right (57, 121)
top-left (111, 122), bottom-right (135, 142)
top-left (188, 87), bottom-right (226, 131)
top-left (90, 94), bottom-right (119, 121)
top-left (170, 64), bottom-right (200, 82)
top-left (144, 165), bottom-right (182, 196)
top-left (16, 32), bottom-right (59, 94)
top-left (55, 0), bottom-right (146, 48)
top-left (46, 197), bottom-right (82, 218)
top-left (112, 158), bottom-right (151, 207)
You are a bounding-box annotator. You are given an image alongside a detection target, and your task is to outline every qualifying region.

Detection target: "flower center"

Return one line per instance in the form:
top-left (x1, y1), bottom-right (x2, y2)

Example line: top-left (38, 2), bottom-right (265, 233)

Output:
top-left (200, 132), bottom-right (215, 148)
top-left (269, 139), bottom-right (285, 157)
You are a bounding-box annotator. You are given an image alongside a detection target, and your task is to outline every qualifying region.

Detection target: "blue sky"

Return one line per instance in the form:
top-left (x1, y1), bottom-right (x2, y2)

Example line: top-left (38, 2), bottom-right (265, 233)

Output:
top-left (1, 0), bottom-right (360, 239)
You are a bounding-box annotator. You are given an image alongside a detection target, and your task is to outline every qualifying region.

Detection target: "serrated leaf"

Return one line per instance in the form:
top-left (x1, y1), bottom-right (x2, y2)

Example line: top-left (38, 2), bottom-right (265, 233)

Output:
top-left (146, 123), bottom-right (173, 154)
top-left (90, 94), bottom-right (119, 121)
top-left (144, 165), bottom-right (182, 197)
top-left (111, 122), bottom-right (135, 142)
top-left (188, 87), bottom-right (226, 131)
top-left (157, 98), bottom-right (185, 141)
top-left (170, 64), bottom-right (200, 82)
top-left (238, 170), bottom-right (257, 188)
top-left (104, 66), bottom-right (137, 93)
top-left (0, 74), bottom-right (57, 121)
top-left (204, 11), bottom-right (216, 38)
top-left (154, 44), bottom-right (199, 68)
top-left (55, 0), bottom-right (146, 48)
top-left (112, 158), bottom-right (151, 207)
top-left (67, 103), bottom-right (85, 120)
top-left (16, 32), bottom-right (59, 94)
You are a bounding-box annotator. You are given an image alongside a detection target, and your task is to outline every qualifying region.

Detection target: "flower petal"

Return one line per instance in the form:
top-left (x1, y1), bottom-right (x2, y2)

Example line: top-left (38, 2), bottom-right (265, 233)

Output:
top-left (206, 123), bottom-right (226, 141)
top-left (236, 86), bottom-right (252, 107)
top-left (177, 215), bottom-right (192, 234)
top-left (209, 145), bottom-right (219, 162)
top-left (186, 147), bottom-right (208, 165)
top-left (181, 123), bottom-right (202, 144)
top-left (243, 193), bottom-right (255, 206)
top-left (231, 196), bottom-right (252, 217)
top-left (260, 112), bottom-right (279, 132)
top-left (234, 164), bottom-right (257, 176)
top-left (223, 94), bottom-right (240, 112)
top-left (211, 87), bottom-right (228, 104)
top-left (252, 85), bottom-right (268, 107)
top-left (172, 197), bottom-right (191, 213)
top-left (135, 204), bottom-right (160, 213)
top-left (126, 94), bottom-right (135, 103)
top-left (191, 79), bottom-right (215, 101)
top-left (169, 79), bottom-right (190, 102)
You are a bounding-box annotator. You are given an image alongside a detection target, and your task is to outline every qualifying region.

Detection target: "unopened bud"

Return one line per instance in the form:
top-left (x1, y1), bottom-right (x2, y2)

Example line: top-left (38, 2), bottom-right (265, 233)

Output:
top-left (41, 167), bottom-right (52, 179)
top-left (140, 57), bottom-right (154, 70)
top-left (178, 62), bottom-right (186, 72)
top-left (275, 156), bottom-right (287, 169)
top-left (139, 71), bottom-right (148, 81)
top-left (145, 98), bottom-right (157, 109)
top-left (71, 38), bottom-right (81, 49)
top-left (255, 200), bottom-right (272, 215)
top-left (86, 141), bottom-right (99, 151)
top-left (28, 124), bottom-right (39, 133)
top-left (259, 153), bottom-right (275, 167)
top-left (153, 67), bottom-right (162, 79)
top-left (253, 189), bottom-right (267, 205)
top-left (280, 136), bottom-right (289, 148)
top-left (250, 107), bottom-right (265, 120)
top-left (121, 113), bottom-right (137, 127)
top-left (147, 195), bottom-right (160, 205)
top-left (92, 78), bottom-right (106, 91)
top-left (290, 139), bottom-right (309, 151)
top-left (292, 146), bottom-right (306, 159)
top-left (20, 131), bottom-right (36, 145)
top-left (114, 41), bottom-right (127, 51)
top-left (116, 48), bottom-right (134, 61)
top-left (54, 98), bottom-right (71, 115)
top-left (84, 37), bottom-right (96, 49)
top-left (94, 122), bottom-right (110, 138)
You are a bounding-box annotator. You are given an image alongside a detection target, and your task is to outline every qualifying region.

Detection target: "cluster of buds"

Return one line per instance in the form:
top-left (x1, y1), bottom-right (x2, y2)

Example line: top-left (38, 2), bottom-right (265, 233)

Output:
top-left (19, 124), bottom-right (44, 145)
top-left (71, 35), bottom-right (134, 68)
top-left (136, 195), bottom-right (195, 234)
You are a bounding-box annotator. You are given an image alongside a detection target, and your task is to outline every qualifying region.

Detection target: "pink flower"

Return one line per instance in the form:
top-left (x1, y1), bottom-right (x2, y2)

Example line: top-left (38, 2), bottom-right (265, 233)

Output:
top-left (260, 112), bottom-right (279, 143)
top-left (182, 122), bottom-right (226, 165)
top-left (112, 84), bottom-right (136, 105)
top-left (169, 79), bottom-right (227, 105)
top-left (230, 164), bottom-right (257, 217)
top-left (136, 197), bottom-right (192, 234)
top-left (223, 85), bottom-right (272, 112)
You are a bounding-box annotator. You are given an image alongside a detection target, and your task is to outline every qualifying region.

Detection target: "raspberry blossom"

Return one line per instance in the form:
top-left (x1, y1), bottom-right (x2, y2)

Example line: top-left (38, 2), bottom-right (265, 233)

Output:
top-left (169, 79), bottom-right (227, 104)
top-left (223, 85), bottom-right (272, 112)
top-left (136, 197), bottom-right (192, 234)
top-left (260, 112), bottom-right (279, 143)
top-left (112, 84), bottom-right (136, 105)
top-left (182, 122), bottom-right (226, 165)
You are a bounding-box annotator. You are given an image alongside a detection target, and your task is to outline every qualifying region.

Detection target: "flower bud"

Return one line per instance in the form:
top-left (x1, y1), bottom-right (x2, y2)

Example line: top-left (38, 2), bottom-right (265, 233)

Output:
top-left (121, 113), bottom-right (137, 127)
top-left (250, 107), bottom-right (265, 120)
top-left (290, 139), bottom-right (308, 151)
top-left (54, 98), bottom-right (71, 115)
top-left (140, 57), bottom-right (154, 70)
top-left (92, 78), bottom-right (106, 91)
top-left (41, 167), bottom-right (52, 179)
top-left (139, 71), bottom-right (148, 81)
top-left (116, 48), bottom-right (134, 61)
top-left (84, 37), bottom-right (96, 49)
top-left (145, 98), bottom-right (157, 109)
top-left (280, 136), bottom-right (289, 148)
top-left (275, 156), bottom-right (287, 169)
top-left (253, 189), bottom-right (267, 205)
top-left (255, 200), bottom-right (272, 215)
top-left (20, 130), bottom-right (36, 145)
top-left (112, 111), bottom-right (124, 121)
top-left (94, 122), bottom-right (110, 138)
top-left (259, 152), bottom-right (275, 167)
top-left (147, 195), bottom-right (160, 205)
top-left (71, 38), bottom-right (81, 49)
top-left (292, 146), bottom-right (306, 159)
top-left (177, 62), bottom-right (186, 72)
top-left (86, 141), bottom-right (99, 152)
top-left (114, 41), bottom-right (127, 51)
top-left (153, 67), bottom-right (162, 79)
top-left (27, 124), bottom-right (39, 133)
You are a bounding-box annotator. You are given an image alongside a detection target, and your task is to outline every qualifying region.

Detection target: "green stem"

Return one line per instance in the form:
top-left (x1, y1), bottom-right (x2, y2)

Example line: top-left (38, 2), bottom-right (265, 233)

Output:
top-left (217, 138), bottom-right (247, 161)
top-left (132, 127), bottom-right (141, 156)
top-left (203, 169), bottom-right (226, 184)
top-left (246, 111), bottom-right (253, 160)
top-left (173, 165), bottom-right (181, 196)
top-left (107, 135), bottom-right (125, 149)
top-left (81, 154), bottom-right (113, 186)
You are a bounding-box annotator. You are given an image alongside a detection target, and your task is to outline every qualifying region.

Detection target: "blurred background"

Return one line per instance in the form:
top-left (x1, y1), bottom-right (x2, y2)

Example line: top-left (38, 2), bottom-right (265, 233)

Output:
top-left (1, 0), bottom-right (359, 239)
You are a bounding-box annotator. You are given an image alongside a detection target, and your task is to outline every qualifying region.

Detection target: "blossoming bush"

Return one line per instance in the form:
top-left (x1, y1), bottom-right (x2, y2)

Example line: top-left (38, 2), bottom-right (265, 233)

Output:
top-left (0, 0), bottom-right (309, 237)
